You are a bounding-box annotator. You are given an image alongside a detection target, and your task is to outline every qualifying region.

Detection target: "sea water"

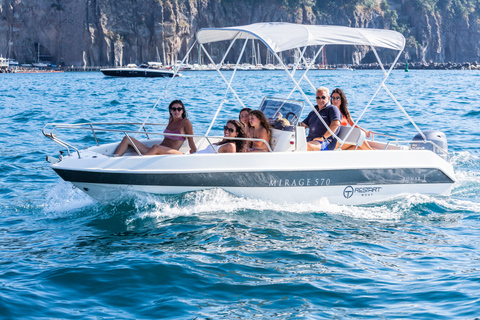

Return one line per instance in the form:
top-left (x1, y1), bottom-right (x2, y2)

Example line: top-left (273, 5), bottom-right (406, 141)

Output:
top-left (0, 70), bottom-right (479, 319)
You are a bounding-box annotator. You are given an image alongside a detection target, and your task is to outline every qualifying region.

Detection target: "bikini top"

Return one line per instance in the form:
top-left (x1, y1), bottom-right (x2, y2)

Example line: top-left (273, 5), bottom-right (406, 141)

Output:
top-left (164, 119), bottom-right (186, 141)
top-left (341, 116), bottom-right (348, 127)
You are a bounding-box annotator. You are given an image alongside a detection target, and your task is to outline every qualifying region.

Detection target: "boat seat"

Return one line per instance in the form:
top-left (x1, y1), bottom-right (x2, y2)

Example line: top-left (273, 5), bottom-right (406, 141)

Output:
top-left (336, 126), bottom-right (366, 150)
top-left (270, 128), bottom-right (294, 152)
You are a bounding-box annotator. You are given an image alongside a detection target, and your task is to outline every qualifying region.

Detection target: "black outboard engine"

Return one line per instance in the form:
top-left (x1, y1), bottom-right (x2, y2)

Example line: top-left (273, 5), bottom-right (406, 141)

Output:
top-left (411, 130), bottom-right (449, 161)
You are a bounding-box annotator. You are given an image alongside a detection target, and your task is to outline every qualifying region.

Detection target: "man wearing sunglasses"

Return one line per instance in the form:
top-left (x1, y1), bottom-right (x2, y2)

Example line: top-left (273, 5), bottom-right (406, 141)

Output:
top-left (300, 87), bottom-right (341, 151)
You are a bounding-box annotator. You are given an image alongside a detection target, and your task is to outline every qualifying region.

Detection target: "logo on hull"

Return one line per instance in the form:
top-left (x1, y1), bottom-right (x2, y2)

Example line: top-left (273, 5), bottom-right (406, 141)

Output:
top-left (343, 186), bottom-right (354, 198)
top-left (343, 186), bottom-right (382, 198)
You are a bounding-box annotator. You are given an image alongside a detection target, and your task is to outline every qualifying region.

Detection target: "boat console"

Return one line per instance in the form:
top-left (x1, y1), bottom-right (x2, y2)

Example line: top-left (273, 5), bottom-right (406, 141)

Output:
top-left (259, 97), bottom-right (304, 152)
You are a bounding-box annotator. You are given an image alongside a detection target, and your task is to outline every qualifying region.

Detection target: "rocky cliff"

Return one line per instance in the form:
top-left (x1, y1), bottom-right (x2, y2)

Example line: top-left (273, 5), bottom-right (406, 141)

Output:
top-left (1, 0), bottom-right (479, 66)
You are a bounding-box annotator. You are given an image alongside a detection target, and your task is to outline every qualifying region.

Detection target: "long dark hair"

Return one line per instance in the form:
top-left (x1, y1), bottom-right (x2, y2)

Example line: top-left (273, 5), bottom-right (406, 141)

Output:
top-left (248, 110), bottom-right (271, 141)
top-left (331, 88), bottom-right (350, 119)
top-left (168, 100), bottom-right (187, 119)
top-left (218, 120), bottom-right (247, 152)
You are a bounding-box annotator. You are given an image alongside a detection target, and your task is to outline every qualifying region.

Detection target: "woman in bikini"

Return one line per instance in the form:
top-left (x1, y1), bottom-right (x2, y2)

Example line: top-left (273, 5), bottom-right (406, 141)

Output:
top-left (113, 100), bottom-right (196, 156)
top-left (197, 120), bottom-right (246, 153)
top-left (246, 110), bottom-right (271, 152)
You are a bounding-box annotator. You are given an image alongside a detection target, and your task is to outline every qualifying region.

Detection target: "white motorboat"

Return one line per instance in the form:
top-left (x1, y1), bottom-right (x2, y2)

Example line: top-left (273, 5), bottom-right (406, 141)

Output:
top-left (32, 62), bottom-right (49, 68)
top-left (0, 56), bottom-right (8, 69)
top-left (43, 23), bottom-right (456, 205)
top-left (100, 62), bottom-right (178, 77)
top-left (336, 65), bottom-right (354, 71)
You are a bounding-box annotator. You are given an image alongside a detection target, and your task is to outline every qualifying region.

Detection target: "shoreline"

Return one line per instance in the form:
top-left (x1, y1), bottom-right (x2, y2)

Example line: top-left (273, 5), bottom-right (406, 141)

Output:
top-left (3, 61), bottom-right (480, 74)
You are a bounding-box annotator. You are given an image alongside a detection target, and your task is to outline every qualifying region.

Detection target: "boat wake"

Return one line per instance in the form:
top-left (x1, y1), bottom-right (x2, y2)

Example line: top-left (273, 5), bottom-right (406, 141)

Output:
top-left (42, 180), bottom-right (96, 215)
top-left (450, 151), bottom-right (480, 201)
top-left (42, 157), bottom-right (480, 223)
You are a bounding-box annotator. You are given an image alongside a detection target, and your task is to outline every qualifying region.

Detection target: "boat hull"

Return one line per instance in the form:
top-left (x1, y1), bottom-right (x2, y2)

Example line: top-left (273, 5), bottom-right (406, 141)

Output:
top-left (100, 68), bottom-right (175, 77)
top-left (51, 148), bottom-right (456, 205)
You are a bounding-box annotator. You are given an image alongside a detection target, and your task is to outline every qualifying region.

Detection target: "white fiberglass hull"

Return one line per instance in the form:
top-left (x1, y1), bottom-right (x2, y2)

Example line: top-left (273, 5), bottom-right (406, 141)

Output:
top-left (51, 147), bottom-right (456, 205)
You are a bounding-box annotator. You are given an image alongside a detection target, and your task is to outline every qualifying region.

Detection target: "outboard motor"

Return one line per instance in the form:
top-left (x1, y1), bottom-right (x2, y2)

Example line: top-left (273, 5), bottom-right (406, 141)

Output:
top-left (411, 130), bottom-right (449, 161)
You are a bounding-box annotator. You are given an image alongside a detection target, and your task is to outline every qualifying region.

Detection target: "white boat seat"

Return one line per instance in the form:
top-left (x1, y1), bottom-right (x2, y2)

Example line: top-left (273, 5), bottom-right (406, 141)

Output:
top-left (337, 126), bottom-right (366, 150)
top-left (270, 128), bottom-right (294, 152)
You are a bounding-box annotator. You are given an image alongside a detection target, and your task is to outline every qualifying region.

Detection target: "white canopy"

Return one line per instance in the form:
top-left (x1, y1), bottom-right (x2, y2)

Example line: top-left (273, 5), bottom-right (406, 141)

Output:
top-left (196, 22), bottom-right (405, 52)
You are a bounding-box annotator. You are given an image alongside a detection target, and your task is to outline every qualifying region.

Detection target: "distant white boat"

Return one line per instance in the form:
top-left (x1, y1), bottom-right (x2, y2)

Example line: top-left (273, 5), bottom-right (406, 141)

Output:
top-left (0, 56), bottom-right (8, 68)
top-left (8, 59), bottom-right (19, 66)
top-left (336, 65), bottom-right (354, 71)
top-left (32, 62), bottom-right (49, 68)
top-left (262, 63), bottom-right (275, 70)
top-left (100, 62), bottom-right (179, 77)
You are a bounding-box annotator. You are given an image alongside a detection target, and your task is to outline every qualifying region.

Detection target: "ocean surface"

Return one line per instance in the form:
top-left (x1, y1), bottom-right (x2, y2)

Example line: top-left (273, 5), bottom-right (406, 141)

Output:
top-left (1, 69), bottom-right (479, 319)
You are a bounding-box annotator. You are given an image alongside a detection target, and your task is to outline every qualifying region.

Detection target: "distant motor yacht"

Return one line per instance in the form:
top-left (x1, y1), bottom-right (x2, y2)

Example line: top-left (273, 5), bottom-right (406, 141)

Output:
top-left (101, 62), bottom-right (179, 77)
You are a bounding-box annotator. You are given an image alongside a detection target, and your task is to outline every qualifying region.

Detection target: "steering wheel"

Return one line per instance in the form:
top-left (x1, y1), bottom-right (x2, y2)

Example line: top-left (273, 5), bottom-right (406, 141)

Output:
top-left (285, 112), bottom-right (298, 123)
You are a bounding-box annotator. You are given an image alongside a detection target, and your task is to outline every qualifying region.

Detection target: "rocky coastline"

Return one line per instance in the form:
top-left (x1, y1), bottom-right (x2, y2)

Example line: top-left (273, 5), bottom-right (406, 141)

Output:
top-left (2, 1), bottom-right (480, 68)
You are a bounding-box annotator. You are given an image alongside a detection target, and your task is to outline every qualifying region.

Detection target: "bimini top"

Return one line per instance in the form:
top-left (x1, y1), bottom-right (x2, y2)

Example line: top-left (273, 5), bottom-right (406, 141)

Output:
top-left (196, 22), bottom-right (405, 53)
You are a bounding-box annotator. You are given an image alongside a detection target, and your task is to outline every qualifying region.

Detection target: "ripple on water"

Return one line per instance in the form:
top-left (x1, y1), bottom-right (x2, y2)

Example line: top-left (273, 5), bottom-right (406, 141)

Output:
top-left (1, 70), bottom-right (480, 318)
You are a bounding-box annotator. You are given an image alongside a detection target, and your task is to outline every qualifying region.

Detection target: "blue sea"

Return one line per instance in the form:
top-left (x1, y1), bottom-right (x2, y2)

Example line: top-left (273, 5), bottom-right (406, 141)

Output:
top-left (1, 69), bottom-right (479, 319)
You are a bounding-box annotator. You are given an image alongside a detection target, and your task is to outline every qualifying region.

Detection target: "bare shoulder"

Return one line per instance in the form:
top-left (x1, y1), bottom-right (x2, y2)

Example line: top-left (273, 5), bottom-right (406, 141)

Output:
top-left (219, 142), bottom-right (236, 153)
top-left (259, 126), bottom-right (269, 138)
top-left (183, 118), bottom-right (194, 131)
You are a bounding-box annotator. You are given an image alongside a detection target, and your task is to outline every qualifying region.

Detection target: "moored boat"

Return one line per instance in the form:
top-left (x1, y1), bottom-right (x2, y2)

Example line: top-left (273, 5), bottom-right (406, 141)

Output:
top-left (44, 23), bottom-right (456, 205)
top-left (0, 56), bottom-right (8, 71)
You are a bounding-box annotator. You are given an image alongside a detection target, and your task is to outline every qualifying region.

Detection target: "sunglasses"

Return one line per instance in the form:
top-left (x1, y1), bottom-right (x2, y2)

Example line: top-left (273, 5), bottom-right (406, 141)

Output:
top-left (331, 96), bottom-right (341, 100)
top-left (171, 107), bottom-right (183, 112)
top-left (223, 126), bottom-right (235, 133)
top-left (316, 96), bottom-right (327, 100)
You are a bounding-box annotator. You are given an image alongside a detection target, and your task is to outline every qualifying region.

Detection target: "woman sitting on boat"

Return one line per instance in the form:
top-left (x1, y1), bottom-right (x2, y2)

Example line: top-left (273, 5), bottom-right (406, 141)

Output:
top-left (238, 107), bottom-right (252, 133)
top-left (238, 108), bottom-right (252, 137)
top-left (331, 88), bottom-right (373, 150)
top-left (197, 120), bottom-right (246, 153)
top-left (113, 100), bottom-right (196, 156)
top-left (246, 110), bottom-right (271, 152)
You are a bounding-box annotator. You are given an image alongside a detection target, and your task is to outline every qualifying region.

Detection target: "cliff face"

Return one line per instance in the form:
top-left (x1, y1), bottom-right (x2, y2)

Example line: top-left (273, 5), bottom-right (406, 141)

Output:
top-left (0, 0), bottom-right (479, 66)
top-left (400, 0), bottom-right (480, 63)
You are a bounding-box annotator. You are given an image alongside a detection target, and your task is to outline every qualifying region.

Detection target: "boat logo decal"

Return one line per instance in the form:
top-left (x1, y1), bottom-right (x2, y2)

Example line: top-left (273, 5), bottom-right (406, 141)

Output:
top-left (344, 186), bottom-right (382, 198)
top-left (343, 186), bottom-right (354, 198)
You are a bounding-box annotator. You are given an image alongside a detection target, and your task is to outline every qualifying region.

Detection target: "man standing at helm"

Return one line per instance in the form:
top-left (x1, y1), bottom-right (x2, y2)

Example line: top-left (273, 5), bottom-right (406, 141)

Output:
top-left (300, 87), bottom-right (341, 151)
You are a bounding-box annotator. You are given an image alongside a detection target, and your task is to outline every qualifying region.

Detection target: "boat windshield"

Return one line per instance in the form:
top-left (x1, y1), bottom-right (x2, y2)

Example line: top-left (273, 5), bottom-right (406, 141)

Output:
top-left (259, 97), bottom-right (303, 131)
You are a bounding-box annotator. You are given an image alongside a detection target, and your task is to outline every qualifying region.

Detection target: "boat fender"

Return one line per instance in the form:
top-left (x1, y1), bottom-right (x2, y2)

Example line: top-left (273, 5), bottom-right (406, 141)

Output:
top-left (411, 130), bottom-right (448, 161)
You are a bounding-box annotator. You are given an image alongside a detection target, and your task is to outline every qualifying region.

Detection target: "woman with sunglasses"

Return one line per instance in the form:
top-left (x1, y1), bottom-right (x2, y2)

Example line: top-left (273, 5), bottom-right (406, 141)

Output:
top-left (331, 88), bottom-right (373, 150)
top-left (246, 110), bottom-right (271, 152)
top-left (197, 120), bottom-right (246, 153)
top-left (113, 100), bottom-right (196, 156)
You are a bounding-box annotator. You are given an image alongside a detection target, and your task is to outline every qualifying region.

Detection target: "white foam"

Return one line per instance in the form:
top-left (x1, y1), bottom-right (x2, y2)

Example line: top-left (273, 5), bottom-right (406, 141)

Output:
top-left (127, 188), bottom-right (405, 222)
top-left (450, 151), bottom-right (479, 168)
top-left (41, 180), bottom-right (479, 224)
top-left (42, 180), bottom-right (95, 214)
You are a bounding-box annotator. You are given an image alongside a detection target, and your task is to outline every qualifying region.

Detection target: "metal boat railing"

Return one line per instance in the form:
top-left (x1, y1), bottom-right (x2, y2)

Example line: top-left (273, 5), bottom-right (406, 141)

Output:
top-left (43, 121), bottom-right (448, 160)
top-left (340, 129), bottom-right (449, 160)
top-left (42, 122), bottom-right (272, 158)
top-left (370, 131), bottom-right (398, 144)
